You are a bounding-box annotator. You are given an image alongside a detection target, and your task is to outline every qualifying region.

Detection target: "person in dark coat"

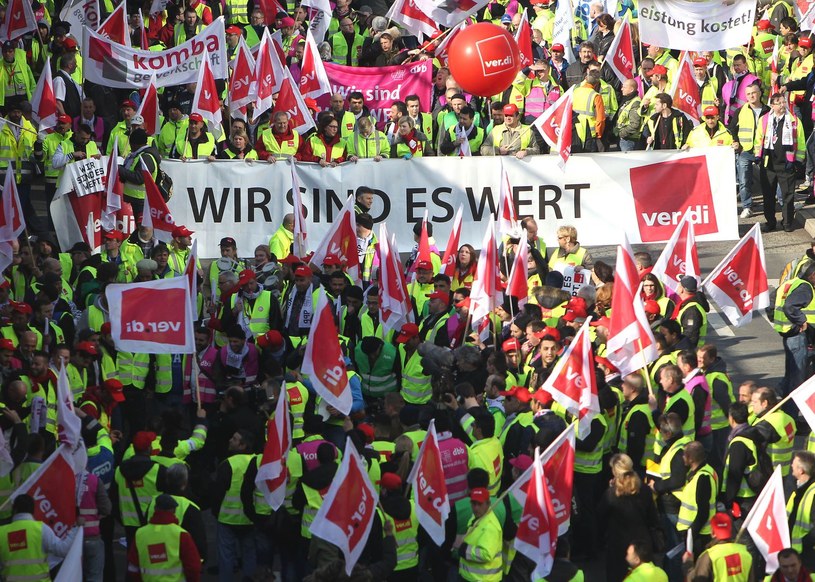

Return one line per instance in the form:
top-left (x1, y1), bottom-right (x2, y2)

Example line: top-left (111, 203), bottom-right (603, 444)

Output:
top-left (597, 453), bottom-right (661, 582)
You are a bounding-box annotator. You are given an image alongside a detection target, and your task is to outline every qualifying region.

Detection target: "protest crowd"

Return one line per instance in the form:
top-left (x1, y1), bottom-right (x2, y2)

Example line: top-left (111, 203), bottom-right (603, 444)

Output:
top-left (6, 0), bottom-right (815, 579)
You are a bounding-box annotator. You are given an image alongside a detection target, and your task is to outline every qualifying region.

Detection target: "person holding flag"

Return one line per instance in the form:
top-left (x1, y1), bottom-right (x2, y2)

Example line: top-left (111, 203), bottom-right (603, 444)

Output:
top-left (117, 129), bottom-right (161, 222)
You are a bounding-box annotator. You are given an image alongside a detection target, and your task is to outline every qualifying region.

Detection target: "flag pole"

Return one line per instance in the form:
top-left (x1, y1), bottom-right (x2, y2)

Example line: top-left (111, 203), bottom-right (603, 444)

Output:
top-left (638, 338), bottom-right (655, 397)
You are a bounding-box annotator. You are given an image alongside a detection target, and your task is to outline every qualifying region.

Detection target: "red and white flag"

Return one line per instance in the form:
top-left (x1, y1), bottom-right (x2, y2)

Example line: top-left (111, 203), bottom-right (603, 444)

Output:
top-left (514, 448), bottom-right (559, 579)
top-left (54, 528), bottom-right (83, 581)
top-left (274, 67), bottom-right (317, 135)
top-left (417, 211), bottom-right (432, 265)
top-left (290, 163), bottom-right (308, 258)
top-left (791, 376), bottom-right (815, 435)
top-left (299, 29), bottom-right (331, 99)
top-left (56, 358), bottom-right (87, 473)
top-left (102, 136), bottom-right (123, 232)
top-left (651, 211), bottom-right (700, 301)
top-left (0, 0), bottom-right (37, 41)
top-left (605, 14), bottom-right (635, 83)
top-left (136, 74), bottom-right (160, 136)
top-left (309, 195), bottom-right (359, 282)
top-left (302, 288), bottom-right (352, 415)
top-left (533, 86), bottom-right (574, 169)
top-left (228, 36), bottom-right (255, 122)
top-left (254, 29), bottom-right (285, 117)
top-left (497, 164), bottom-right (519, 236)
top-left (412, 0), bottom-right (488, 28)
top-left (440, 207), bottom-right (463, 278)
top-left (434, 20), bottom-right (469, 60)
top-left (506, 235), bottom-right (529, 309)
top-left (300, 0), bottom-right (332, 42)
top-left (255, 389), bottom-right (291, 510)
top-left (258, 0), bottom-right (288, 31)
top-left (386, 0), bottom-right (438, 39)
top-left (106, 275), bottom-right (195, 353)
top-left (514, 10), bottom-right (534, 68)
top-left (140, 167), bottom-right (175, 242)
top-left (31, 56), bottom-right (57, 131)
top-left (702, 224), bottom-right (769, 327)
top-left (407, 419), bottom-right (450, 545)
top-left (192, 49), bottom-right (223, 139)
top-left (470, 221), bottom-right (503, 327)
top-left (97, 2), bottom-right (130, 46)
top-left (379, 223), bottom-right (411, 333)
top-left (541, 319), bottom-right (599, 438)
top-left (0, 165), bottom-right (25, 242)
top-left (183, 239), bottom-right (198, 304)
top-left (607, 237), bottom-right (658, 375)
top-left (310, 437), bottom-right (379, 575)
top-left (670, 52), bottom-right (701, 124)
top-left (742, 466), bottom-right (789, 573)
top-left (5, 445), bottom-right (78, 538)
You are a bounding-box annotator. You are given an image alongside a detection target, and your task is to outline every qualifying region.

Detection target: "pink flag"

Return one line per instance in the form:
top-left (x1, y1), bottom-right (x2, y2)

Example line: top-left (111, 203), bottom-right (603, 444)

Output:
top-left (274, 68), bottom-right (317, 135)
top-left (506, 235), bottom-right (529, 309)
top-left (742, 466), bottom-right (789, 572)
top-left (97, 2), bottom-right (130, 46)
top-left (140, 168), bottom-right (175, 242)
top-left (606, 237), bottom-right (658, 376)
top-left (670, 52), bottom-right (701, 124)
top-left (379, 223), bottom-right (411, 333)
top-left (0, 0), bottom-right (37, 41)
top-left (407, 419), bottom-right (450, 545)
top-left (651, 211), bottom-right (700, 302)
top-left (702, 224), bottom-right (769, 327)
top-left (255, 390), bottom-right (291, 510)
top-left (228, 37), bottom-right (255, 122)
top-left (605, 14), bottom-right (635, 82)
top-left (31, 56), bottom-right (57, 131)
top-left (136, 74), bottom-right (160, 136)
top-left (192, 49), bottom-right (223, 138)
top-left (309, 195), bottom-right (359, 282)
top-left (497, 164), bottom-right (519, 236)
top-left (514, 10), bottom-right (534, 68)
top-left (541, 319), bottom-right (599, 438)
top-left (254, 29), bottom-right (285, 117)
top-left (302, 288), bottom-right (352, 415)
top-left (101, 136), bottom-right (122, 232)
top-left (514, 448), bottom-right (559, 579)
top-left (469, 221), bottom-right (503, 325)
top-left (300, 29), bottom-right (331, 99)
top-left (290, 163), bottom-right (308, 258)
top-left (533, 86), bottom-right (574, 169)
top-left (309, 438), bottom-right (379, 575)
top-left (440, 207), bottom-right (462, 278)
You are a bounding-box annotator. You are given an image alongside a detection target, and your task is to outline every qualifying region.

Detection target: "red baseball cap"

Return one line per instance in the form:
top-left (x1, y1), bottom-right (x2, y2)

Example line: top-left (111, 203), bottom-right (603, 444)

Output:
top-left (509, 454), bottom-right (533, 472)
top-left (693, 57), bottom-right (707, 67)
top-left (237, 269), bottom-right (256, 286)
top-left (103, 379), bottom-right (125, 402)
top-left (595, 356), bottom-right (619, 374)
top-left (120, 100), bottom-right (136, 110)
top-left (133, 431), bottom-right (157, 454)
top-left (562, 297), bottom-right (588, 322)
top-left (103, 230), bottom-right (126, 241)
top-left (63, 38), bottom-right (78, 51)
top-left (533, 326), bottom-right (561, 342)
top-left (356, 422), bottom-right (375, 444)
top-left (643, 300), bottom-right (661, 315)
top-left (171, 225), bottom-right (194, 238)
top-left (550, 43), bottom-right (564, 52)
top-left (703, 105), bottom-right (719, 117)
top-left (100, 322), bottom-right (112, 335)
top-left (10, 301), bottom-right (31, 315)
top-left (502, 103), bottom-right (519, 116)
top-left (380, 472), bottom-right (402, 491)
top-left (590, 315), bottom-right (611, 328)
top-left (395, 323), bottom-right (420, 343)
top-left (225, 25), bottom-right (242, 35)
top-left (76, 341), bottom-right (98, 356)
top-left (0, 339), bottom-right (14, 351)
top-left (57, 114), bottom-right (72, 124)
top-left (710, 512), bottom-right (733, 540)
top-left (757, 19), bottom-right (774, 30)
top-left (280, 16), bottom-right (295, 27)
top-left (502, 338), bottom-right (521, 352)
top-left (280, 255), bottom-right (302, 265)
top-left (801, 37), bottom-right (814, 49)
top-left (532, 388), bottom-right (553, 405)
top-left (189, 112), bottom-right (204, 123)
top-left (456, 297), bottom-right (471, 309)
top-left (294, 265), bottom-right (312, 278)
top-left (322, 254), bottom-right (343, 266)
top-left (416, 260), bottom-right (433, 271)
top-left (469, 487), bottom-right (490, 503)
top-left (425, 291), bottom-right (449, 304)
top-left (498, 385), bottom-right (532, 403)
top-left (651, 64), bottom-right (668, 76)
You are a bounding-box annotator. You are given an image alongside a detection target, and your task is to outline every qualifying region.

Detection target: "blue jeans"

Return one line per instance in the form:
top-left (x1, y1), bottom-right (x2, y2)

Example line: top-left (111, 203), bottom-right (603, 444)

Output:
top-left (736, 151), bottom-right (756, 209)
top-left (217, 523), bottom-right (257, 582)
top-left (619, 138), bottom-right (638, 152)
top-left (83, 536), bottom-right (105, 582)
top-left (781, 332), bottom-right (809, 402)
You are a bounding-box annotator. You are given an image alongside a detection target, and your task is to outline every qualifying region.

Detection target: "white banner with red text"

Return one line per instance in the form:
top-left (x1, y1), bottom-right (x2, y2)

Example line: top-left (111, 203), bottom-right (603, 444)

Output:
top-left (53, 148), bottom-right (738, 258)
top-left (638, 0), bottom-right (755, 51)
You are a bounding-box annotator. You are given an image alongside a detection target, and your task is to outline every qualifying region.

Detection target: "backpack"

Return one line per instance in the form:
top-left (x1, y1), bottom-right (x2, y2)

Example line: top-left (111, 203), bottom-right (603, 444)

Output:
top-left (746, 439), bottom-right (773, 493)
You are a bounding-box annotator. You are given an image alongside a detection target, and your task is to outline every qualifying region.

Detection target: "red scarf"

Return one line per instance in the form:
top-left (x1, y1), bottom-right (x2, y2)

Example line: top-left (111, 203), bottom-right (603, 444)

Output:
top-left (403, 129), bottom-right (421, 154)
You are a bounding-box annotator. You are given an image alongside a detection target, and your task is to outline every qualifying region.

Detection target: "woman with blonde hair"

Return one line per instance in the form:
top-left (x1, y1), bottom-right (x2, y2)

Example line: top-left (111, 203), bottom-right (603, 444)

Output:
top-left (597, 454), bottom-right (660, 582)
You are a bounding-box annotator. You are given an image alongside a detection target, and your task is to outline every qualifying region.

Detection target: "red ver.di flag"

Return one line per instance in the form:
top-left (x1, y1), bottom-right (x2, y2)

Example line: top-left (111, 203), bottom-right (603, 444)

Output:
top-left (301, 287), bottom-right (351, 415)
top-left (605, 14), bottom-right (635, 83)
top-left (106, 275), bottom-right (195, 354)
top-left (309, 195), bottom-right (359, 282)
top-left (514, 448), bottom-right (559, 579)
top-left (671, 52), bottom-right (701, 124)
top-left (407, 419), bottom-right (450, 545)
top-left (702, 223), bottom-right (769, 327)
top-left (310, 437), bottom-right (379, 575)
top-left (741, 465), bottom-right (789, 573)
top-left (255, 389), bottom-right (291, 510)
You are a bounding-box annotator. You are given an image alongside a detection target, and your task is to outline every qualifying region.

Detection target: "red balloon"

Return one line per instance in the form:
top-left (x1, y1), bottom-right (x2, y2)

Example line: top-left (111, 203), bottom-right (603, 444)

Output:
top-left (447, 22), bottom-right (521, 98)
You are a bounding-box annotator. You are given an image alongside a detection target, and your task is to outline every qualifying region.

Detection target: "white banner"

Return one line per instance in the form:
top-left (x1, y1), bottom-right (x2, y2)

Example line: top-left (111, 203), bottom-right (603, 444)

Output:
top-left (58, 157), bottom-right (107, 198)
top-left (82, 18), bottom-right (227, 89)
top-left (60, 0), bottom-right (99, 39)
top-left (639, 0), bottom-right (755, 51)
top-left (156, 149), bottom-right (737, 258)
